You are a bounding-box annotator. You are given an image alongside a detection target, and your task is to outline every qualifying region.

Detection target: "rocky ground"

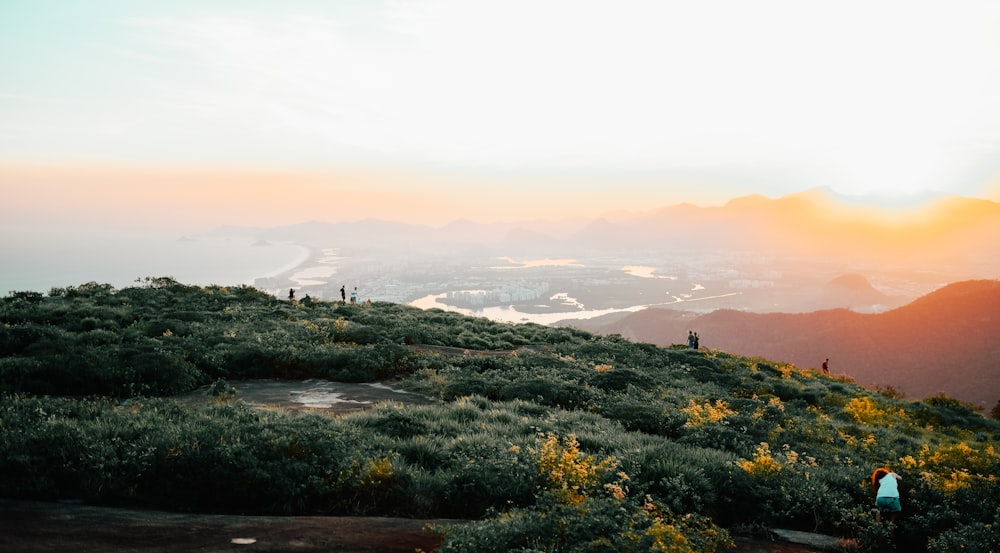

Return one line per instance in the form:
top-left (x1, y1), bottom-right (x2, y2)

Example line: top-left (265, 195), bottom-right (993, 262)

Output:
top-left (0, 498), bottom-right (449, 553)
top-left (170, 378), bottom-right (437, 413)
top-left (0, 499), bottom-right (845, 553)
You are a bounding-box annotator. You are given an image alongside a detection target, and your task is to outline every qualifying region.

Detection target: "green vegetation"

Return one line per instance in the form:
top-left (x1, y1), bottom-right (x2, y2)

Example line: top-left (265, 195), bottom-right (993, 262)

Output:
top-left (2, 279), bottom-right (999, 552)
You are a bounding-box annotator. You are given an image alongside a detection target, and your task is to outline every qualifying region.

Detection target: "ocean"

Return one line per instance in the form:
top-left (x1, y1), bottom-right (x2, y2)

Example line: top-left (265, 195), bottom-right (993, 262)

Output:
top-left (0, 233), bottom-right (307, 296)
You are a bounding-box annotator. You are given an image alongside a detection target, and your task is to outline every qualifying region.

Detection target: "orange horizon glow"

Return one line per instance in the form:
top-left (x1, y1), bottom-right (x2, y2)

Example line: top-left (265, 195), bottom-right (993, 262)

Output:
top-left (1, 163), bottom-right (746, 231)
top-left (1, 164), bottom-right (499, 230)
top-left (736, 190), bottom-right (1000, 265)
top-left (3, 162), bottom-right (999, 298)
top-left (3, 163), bottom-right (1000, 262)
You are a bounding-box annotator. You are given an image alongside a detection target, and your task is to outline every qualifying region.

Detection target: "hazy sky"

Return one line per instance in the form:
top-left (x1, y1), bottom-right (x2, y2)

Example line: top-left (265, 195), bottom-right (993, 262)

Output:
top-left (4, 0), bottom-right (1000, 229)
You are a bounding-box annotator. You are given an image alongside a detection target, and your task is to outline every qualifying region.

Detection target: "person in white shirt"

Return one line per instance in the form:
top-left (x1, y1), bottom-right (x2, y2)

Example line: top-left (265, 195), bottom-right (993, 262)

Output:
top-left (872, 467), bottom-right (903, 523)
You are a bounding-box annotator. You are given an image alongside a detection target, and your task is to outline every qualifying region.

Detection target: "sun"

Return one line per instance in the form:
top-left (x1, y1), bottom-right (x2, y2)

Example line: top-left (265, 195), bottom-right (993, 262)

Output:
top-left (823, 137), bottom-right (959, 208)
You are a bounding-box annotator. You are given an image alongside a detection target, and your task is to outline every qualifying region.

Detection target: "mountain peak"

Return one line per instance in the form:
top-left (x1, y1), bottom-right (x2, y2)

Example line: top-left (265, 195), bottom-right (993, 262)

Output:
top-left (824, 273), bottom-right (877, 292)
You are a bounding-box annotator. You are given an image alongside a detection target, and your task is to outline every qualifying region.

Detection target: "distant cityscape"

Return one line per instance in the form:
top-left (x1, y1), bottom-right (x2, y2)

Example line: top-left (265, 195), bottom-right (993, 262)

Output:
top-left (252, 243), bottom-right (942, 324)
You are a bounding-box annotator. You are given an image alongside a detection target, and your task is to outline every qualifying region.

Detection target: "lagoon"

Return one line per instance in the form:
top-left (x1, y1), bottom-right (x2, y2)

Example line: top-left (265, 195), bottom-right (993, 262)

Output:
top-left (409, 286), bottom-right (741, 326)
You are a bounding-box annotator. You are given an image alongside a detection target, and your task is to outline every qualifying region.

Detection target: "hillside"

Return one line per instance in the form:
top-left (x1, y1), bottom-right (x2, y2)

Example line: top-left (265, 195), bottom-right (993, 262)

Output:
top-left (818, 273), bottom-right (894, 312)
top-left (2, 279), bottom-right (999, 552)
top-left (564, 280), bottom-right (1000, 408)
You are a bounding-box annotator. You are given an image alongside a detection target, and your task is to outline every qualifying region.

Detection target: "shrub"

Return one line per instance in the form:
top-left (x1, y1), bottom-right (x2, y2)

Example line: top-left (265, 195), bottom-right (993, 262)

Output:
top-left (588, 367), bottom-right (655, 391)
top-left (436, 435), bottom-right (732, 553)
top-left (914, 394), bottom-right (995, 431)
top-left (928, 517), bottom-right (1000, 553)
top-left (531, 433), bottom-right (618, 505)
top-left (500, 378), bottom-right (587, 408)
top-left (206, 378), bottom-right (236, 398)
top-left (596, 391), bottom-right (685, 436)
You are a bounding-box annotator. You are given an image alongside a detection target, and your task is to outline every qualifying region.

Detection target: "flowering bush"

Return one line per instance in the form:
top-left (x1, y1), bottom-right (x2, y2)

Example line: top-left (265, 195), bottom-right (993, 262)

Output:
top-left (531, 432), bottom-right (618, 504)
top-left (737, 442), bottom-right (783, 476)
top-left (436, 433), bottom-right (731, 553)
top-left (681, 399), bottom-right (735, 427)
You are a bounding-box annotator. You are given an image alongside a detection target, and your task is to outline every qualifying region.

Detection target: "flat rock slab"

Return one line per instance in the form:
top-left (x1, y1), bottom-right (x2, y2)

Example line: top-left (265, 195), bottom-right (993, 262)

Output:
top-left (770, 528), bottom-right (851, 551)
top-left (174, 379), bottom-right (436, 414)
top-left (0, 499), bottom-right (454, 553)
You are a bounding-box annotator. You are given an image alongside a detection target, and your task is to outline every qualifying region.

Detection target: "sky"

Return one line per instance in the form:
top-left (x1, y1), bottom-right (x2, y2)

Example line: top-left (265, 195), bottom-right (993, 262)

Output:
top-left (3, 0), bottom-right (1000, 231)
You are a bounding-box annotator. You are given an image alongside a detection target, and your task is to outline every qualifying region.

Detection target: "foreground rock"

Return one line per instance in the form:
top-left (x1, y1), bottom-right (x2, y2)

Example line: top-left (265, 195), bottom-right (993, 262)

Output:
top-left (2, 498), bottom-right (853, 553)
top-left (172, 379), bottom-right (436, 414)
top-left (0, 499), bottom-right (451, 553)
top-left (769, 528), bottom-right (854, 551)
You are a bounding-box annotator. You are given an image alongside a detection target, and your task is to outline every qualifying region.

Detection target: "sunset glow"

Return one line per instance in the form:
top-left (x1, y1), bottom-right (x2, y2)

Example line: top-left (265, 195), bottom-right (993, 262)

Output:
top-left (3, 1), bottom-right (1000, 233)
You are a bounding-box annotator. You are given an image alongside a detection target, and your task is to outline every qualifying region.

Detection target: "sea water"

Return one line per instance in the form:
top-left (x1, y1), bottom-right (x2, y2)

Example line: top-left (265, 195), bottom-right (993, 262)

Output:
top-left (0, 232), bottom-right (307, 296)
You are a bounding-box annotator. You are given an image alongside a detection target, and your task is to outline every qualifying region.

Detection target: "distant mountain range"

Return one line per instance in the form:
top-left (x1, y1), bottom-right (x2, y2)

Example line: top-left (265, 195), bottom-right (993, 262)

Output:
top-left (561, 279), bottom-right (1000, 409)
top-left (213, 187), bottom-right (1000, 274)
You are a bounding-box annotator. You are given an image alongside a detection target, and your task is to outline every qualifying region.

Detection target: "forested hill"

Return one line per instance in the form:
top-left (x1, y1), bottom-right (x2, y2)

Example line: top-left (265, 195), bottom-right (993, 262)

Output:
top-left (563, 279), bottom-right (1000, 409)
top-left (2, 279), bottom-right (999, 552)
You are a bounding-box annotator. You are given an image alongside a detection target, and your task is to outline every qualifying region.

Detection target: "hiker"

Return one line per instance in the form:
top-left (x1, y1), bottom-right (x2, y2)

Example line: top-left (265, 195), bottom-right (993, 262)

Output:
top-left (288, 288), bottom-right (295, 301)
top-left (688, 331), bottom-right (695, 348)
top-left (340, 285), bottom-right (346, 303)
top-left (872, 467), bottom-right (903, 523)
top-left (822, 359), bottom-right (829, 374)
top-left (693, 332), bottom-right (700, 350)
top-left (350, 287), bottom-right (358, 305)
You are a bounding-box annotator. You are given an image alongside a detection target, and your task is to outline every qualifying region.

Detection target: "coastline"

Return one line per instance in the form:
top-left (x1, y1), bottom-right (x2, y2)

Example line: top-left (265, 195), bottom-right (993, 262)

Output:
top-left (249, 242), bottom-right (312, 282)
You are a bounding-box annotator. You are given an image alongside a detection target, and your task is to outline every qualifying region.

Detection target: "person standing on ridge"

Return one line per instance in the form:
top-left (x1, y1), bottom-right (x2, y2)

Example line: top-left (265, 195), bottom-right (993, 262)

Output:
top-left (822, 359), bottom-right (830, 374)
top-left (340, 285), bottom-right (346, 303)
top-left (688, 331), bottom-right (695, 348)
top-left (350, 287), bottom-right (358, 305)
top-left (288, 288), bottom-right (295, 301)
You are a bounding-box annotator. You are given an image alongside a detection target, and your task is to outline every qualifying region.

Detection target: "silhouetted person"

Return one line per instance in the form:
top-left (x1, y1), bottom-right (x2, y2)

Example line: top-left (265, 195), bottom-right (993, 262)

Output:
top-left (288, 288), bottom-right (295, 301)
top-left (340, 285), bottom-right (346, 302)
top-left (693, 332), bottom-right (700, 350)
top-left (688, 331), bottom-right (695, 348)
top-left (822, 358), bottom-right (830, 374)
